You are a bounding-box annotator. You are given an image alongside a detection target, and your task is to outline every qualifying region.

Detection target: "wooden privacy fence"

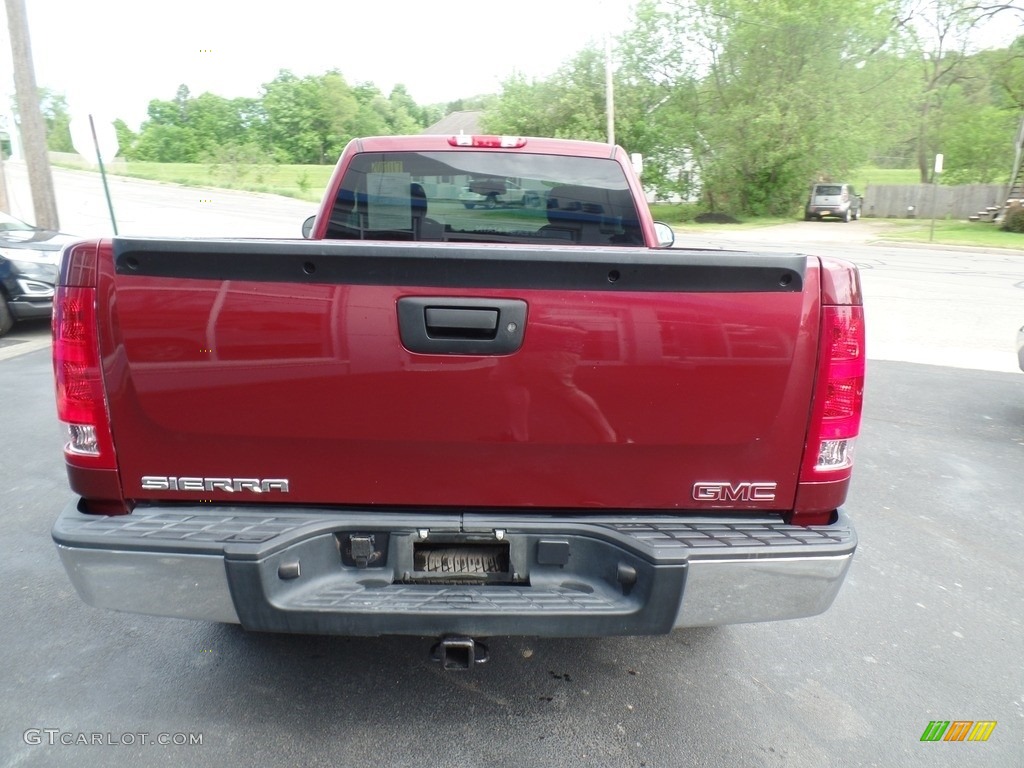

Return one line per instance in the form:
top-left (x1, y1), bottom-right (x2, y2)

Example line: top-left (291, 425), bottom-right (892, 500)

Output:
top-left (863, 183), bottom-right (1008, 219)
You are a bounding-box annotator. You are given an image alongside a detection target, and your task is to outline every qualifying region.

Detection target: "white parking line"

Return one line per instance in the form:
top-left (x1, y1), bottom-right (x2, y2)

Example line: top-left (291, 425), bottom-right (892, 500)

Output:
top-left (0, 336), bottom-right (51, 362)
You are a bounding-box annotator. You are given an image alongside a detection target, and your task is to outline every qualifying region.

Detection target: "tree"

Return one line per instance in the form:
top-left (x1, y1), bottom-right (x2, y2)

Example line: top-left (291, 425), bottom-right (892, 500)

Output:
top-left (260, 70), bottom-right (360, 163)
top-left (386, 84), bottom-right (429, 134)
top-left (482, 73), bottom-right (561, 138)
top-left (130, 123), bottom-right (200, 163)
top-left (615, 0), bottom-right (909, 214)
top-left (483, 45), bottom-right (656, 149)
top-left (186, 92), bottom-right (249, 158)
top-left (129, 86), bottom-right (261, 162)
top-left (347, 82), bottom-right (429, 138)
top-left (38, 88), bottom-right (73, 152)
top-left (112, 119), bottom-right (136, 158)
top-left (892, 1), bottom-right (1024, 181)
top-left (935, 95), bottom-right (1017, 182)
top-left (351, 83), bottom-right (391, 137)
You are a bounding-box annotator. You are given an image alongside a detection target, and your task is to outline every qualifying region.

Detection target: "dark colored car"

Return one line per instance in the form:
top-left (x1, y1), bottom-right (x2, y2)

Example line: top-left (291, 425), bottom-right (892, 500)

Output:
top-left (0, 211), bottom-right (75, 337)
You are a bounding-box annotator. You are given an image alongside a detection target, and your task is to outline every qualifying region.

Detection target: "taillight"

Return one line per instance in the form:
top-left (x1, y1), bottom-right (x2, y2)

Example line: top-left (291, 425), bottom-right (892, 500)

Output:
top-left (810, 305), bottom-right (865, 471)
top-left (794, 296), bottom-right (865, 523)
top-left (447, 135), bottom-right (527, 148)
top-left (52, 242), bottom-right (116, 470)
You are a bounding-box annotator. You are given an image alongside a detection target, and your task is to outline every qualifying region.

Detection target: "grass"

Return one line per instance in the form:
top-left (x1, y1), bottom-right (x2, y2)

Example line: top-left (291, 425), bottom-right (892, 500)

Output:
top-left (874, 218), bottom-right (1024, 249)
top-left (670, 216), bottom-right (796, 231)
top-left (649, 203), bottom-right (793, 229)
top-left (52, 158), bottom-right (334, 201)
top-left (849, 167), bottom-right (921, 189)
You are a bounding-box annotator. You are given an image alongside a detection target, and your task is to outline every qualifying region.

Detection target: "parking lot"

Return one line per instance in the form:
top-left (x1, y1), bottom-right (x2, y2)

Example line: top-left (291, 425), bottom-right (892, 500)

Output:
top-left (0, 169), bottom-right (1021, 766)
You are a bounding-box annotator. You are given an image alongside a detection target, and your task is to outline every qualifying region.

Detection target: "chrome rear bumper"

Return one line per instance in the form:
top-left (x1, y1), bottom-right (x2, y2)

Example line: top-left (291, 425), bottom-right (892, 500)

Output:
top-left (54, 502), bottom-right (855, 634)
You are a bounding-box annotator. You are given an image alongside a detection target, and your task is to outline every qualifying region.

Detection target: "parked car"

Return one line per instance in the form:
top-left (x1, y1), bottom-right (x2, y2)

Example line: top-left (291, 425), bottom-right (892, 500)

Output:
top-left (1017, 325), bottom-right (1024, 372)
top-left (805, 183), bottom-right (862, 222)
top-left (458, 178), bottom-right (542, 209)
top-left (0, 211), bottom-right (76, 337)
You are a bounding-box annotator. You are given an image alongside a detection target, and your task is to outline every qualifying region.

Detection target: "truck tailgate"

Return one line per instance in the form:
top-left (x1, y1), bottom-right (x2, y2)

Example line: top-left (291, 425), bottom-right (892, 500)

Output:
top-left (100, 239), bottom-right (819, 511)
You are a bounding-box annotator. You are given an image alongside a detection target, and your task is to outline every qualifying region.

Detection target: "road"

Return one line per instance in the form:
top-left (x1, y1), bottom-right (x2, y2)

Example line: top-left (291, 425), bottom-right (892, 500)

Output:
top-left (2, 161), bottom-right (315, 238)
top-left (670, 220), bottom-right (1024, 374)
top-left (0, 168), bottom-right (1021, 767)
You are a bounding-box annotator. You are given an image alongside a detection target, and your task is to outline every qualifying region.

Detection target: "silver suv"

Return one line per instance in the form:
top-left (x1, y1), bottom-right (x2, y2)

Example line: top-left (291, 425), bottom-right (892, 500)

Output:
top-left (805, 183), bottom-right (862, 222)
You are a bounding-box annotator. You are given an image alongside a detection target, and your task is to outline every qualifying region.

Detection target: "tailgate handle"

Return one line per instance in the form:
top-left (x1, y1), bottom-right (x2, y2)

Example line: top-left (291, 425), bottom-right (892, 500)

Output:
top-left (425, 307), bottom-right (498, 339)
top-left (398, 297), bottom-right (527, 355)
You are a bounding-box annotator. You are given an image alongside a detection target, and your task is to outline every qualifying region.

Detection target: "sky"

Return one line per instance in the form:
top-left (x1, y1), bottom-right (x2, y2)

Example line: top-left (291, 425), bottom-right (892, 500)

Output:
top-left (0, 0), bottom-right (634, 130)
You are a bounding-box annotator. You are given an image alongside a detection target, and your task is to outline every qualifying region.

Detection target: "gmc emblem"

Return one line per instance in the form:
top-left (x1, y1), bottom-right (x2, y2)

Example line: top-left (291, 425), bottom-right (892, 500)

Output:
top-left (692, 482), bottom-right (777, 502)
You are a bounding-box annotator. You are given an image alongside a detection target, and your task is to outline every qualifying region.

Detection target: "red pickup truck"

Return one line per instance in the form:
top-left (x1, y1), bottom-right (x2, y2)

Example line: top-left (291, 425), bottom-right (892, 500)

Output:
top-left (51, 135), bottom-right (863, 667)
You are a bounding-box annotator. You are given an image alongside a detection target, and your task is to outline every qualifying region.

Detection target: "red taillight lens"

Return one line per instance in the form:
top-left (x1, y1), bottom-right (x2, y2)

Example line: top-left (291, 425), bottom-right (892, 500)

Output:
top-left (803, 305), bottom-right (865, 475)
top-left (52, 244), bottom-right (116, 469)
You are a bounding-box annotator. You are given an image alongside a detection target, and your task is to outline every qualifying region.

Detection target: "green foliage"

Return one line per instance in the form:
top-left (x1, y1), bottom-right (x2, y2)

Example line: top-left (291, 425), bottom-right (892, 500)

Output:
top-left (90, 161), bottom-right (334, 201)
top-left (1000, 204), bottom-right (1024, 233)
top-left (936, 97), bottom-right (1017, 184)
top-left (130, 123), bottom-right (200, 163)
top-left (38, 88), bottom-right (73, 153)
top-left (906, 5), bottom-right (1024, 182)
top-left (128, 87), bottom-right (262, 162)
top-left (205, 142), bottom-right (276, 186)
top-left (849, 167), bottom-right (921, 188)
top-left (125, 72), bottom-right (437, 166)
top-left (630, 0), bottom-right (903, 215)
top-left (481, 0), bottom-right (1022, 215)
top-left (883, 217), bottom-right (1024, 247)
top-left (112, 119), bottom-right (136, 158)
top-left (442, 94), bottom-right (497, 115)
top-left (648, 202), bottom-right (707, 222)
top-left (260, 70), bottom-right (357, 164)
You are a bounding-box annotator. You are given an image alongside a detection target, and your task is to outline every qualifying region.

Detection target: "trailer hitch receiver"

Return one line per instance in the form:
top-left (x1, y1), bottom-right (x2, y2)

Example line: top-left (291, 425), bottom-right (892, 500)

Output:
top-left (431, 636), bottom-right (489, 670)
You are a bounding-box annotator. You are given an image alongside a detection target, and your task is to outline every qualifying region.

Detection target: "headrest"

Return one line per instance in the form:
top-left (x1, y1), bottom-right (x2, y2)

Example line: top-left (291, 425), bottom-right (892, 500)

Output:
top-left (546, 185), bottom-right (609, 225)
top-left (410, 182), bottom-right (427, 215)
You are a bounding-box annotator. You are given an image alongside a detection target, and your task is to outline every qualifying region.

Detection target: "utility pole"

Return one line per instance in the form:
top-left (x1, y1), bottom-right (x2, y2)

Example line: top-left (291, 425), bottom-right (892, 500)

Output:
top-left (0, 133), bottom-right (8, 212)
top-left (605, 25), bottom-right (615, 147)
top-left (5, 0), bottom-right (59, 229)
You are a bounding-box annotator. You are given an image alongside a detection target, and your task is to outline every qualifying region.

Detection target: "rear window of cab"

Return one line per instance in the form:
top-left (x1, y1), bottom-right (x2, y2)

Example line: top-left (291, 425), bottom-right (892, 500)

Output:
top-left (325, 151), bottom-right (644, 246)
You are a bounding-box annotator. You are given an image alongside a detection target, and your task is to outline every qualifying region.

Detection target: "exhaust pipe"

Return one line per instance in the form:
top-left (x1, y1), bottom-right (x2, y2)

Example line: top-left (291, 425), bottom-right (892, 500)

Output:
top-left (431, 636), bottom-right (489, 670)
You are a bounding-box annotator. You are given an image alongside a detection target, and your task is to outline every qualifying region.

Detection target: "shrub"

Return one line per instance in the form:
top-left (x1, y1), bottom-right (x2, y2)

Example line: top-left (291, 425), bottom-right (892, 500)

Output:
top-left (648, 202), bottom-right (706, 223)
top-left (1000, 203), bottom-right (1024, 233)
top-left (694, 212), bottom-right (741, 224)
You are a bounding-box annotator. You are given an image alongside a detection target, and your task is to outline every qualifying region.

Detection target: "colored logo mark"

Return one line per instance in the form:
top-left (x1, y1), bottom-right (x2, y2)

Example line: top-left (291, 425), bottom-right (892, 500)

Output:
top-left (920, 721), bottom-right (997, 742)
